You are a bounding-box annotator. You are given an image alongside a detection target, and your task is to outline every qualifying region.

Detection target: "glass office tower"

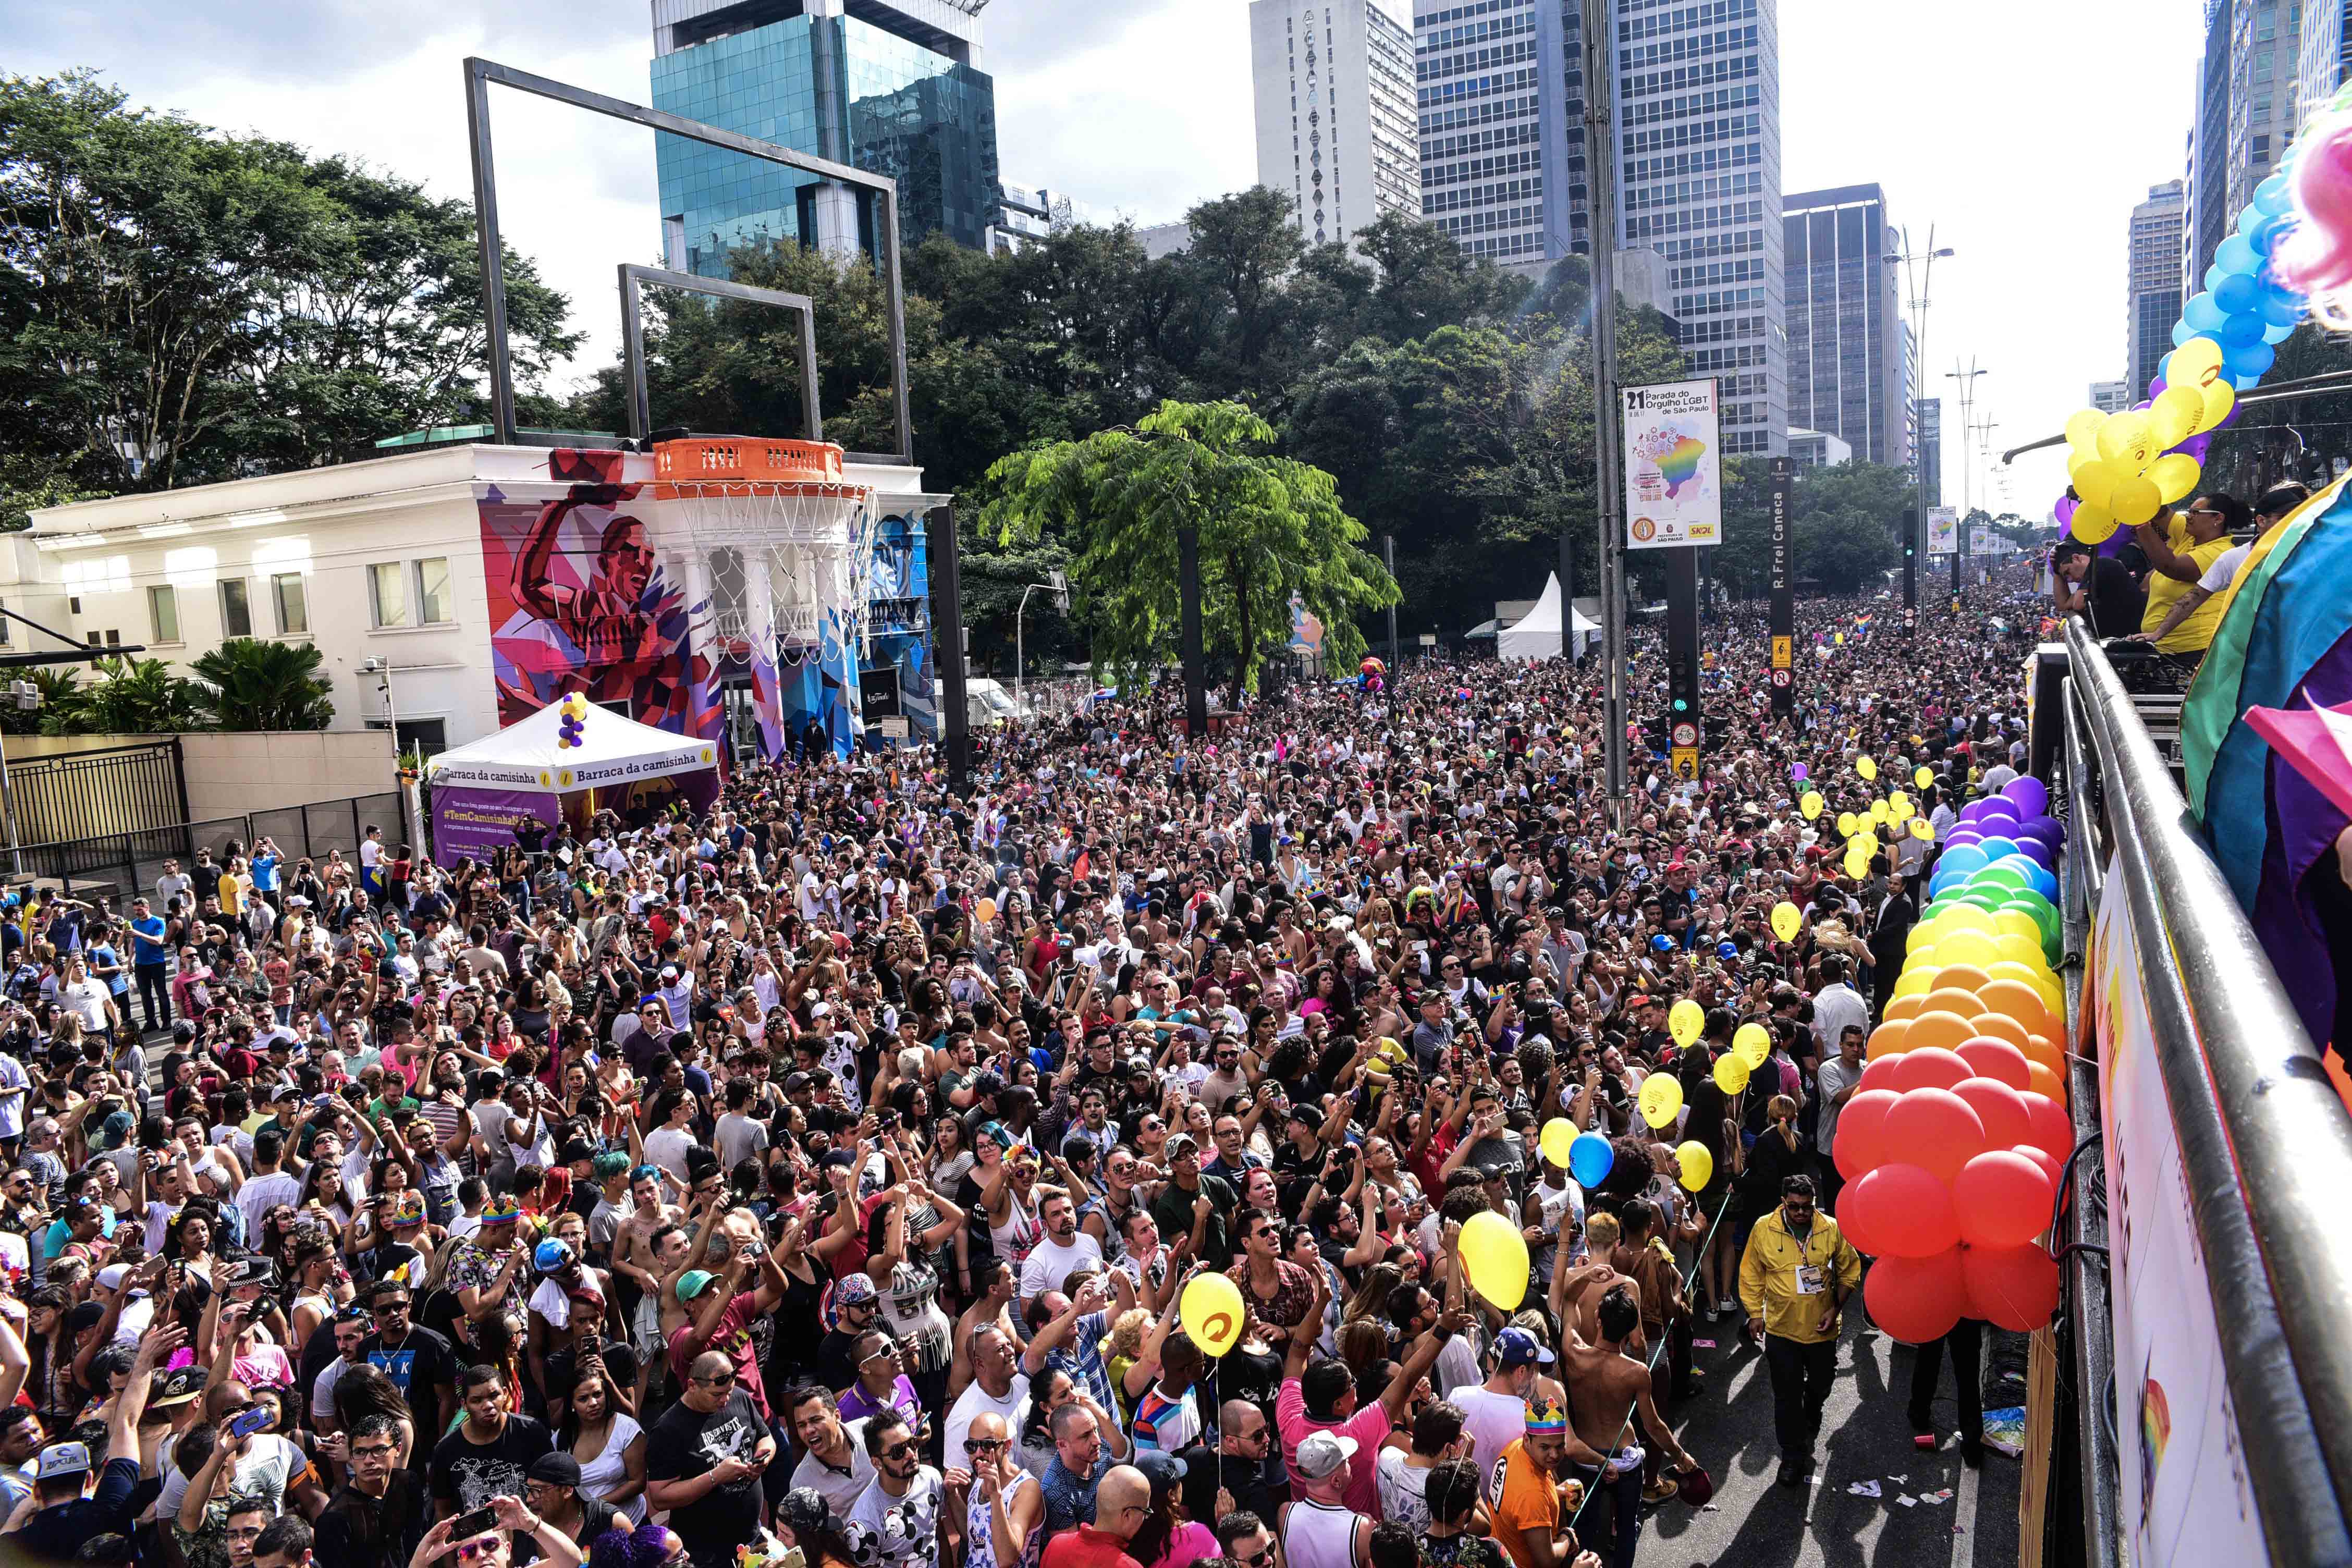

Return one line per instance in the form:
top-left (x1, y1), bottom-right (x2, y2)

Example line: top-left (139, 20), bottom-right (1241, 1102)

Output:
top-left (652, 0), bottom-right (1001, 275)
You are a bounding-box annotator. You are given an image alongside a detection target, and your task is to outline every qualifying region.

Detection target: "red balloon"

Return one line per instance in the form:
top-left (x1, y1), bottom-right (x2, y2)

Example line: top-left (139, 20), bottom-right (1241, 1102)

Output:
top-left (1832, 1089), bottom-right (1901, 1181)
top-left (1963, 1242), bottom-right (2061, 1332)
top-left (1881, 1086), bottom-right (1988, 1186)
top-left (1950, 1076), bottom-right (2032, 1152)
top-left (1857, 1056), bottom-right (1904, 1095)
top-left (2019, 1091), bottom-right (2072, 1161)
top-left (1863, 1246), bottom-right (1968, 1344)
top-left (1954, 1038), bottom-right (2032, 1091)
top-left (1841, 1162), bottom-right (1958, 1258)
top-left (2013, 1143), bottom-right (2065, 1191)
top-left (1953, 1151), bottom-right (2056, 1248)
top-left (1889, 1047), bottom-right (1973, 1094)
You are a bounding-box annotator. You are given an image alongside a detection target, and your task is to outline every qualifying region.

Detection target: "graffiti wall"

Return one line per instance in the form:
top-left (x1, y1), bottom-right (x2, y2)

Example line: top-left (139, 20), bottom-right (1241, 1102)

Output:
top-left (477, 450), bottom-right (725, 751)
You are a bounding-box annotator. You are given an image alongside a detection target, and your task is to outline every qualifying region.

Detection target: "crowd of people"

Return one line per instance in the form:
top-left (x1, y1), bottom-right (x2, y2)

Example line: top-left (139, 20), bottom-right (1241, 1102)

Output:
top-left (0, 560), bottom-right (2053, 1568)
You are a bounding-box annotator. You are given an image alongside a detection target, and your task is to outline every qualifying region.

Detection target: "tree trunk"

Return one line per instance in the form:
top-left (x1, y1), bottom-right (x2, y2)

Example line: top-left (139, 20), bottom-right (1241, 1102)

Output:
top-left (1227, 555), bottom-right (1254, 710)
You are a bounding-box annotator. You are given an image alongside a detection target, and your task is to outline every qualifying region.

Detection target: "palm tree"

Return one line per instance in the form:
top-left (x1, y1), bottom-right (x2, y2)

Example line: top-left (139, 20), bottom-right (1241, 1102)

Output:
top-left (72, 657), bottom-right (208, 733)
top-left (192, 639), bottom-right (335, 730)
top-left (0, 667), bottom-right (82, 736)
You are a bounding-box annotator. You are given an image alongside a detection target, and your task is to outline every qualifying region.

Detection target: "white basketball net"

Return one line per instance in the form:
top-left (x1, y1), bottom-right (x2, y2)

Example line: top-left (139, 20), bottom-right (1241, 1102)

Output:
top-left (658, 481), bottom-right (878, 661)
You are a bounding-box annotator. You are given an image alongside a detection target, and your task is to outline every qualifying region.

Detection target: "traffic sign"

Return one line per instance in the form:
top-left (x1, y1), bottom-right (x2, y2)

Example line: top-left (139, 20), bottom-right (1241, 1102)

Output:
top-left (1769, 667), bottom-right (1792, 689)
top-left (1670, 748), bottom-right (1699, 779)
top-left (1671, 721), bottom-right (1697, 748)
top-left (1771, 635), bottom-right (1791, 668)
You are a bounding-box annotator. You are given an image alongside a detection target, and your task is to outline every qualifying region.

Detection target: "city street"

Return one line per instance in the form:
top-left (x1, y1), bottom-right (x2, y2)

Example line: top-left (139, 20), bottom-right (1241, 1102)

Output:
top-left (1640, 1315), bottom-right (2022, 1566)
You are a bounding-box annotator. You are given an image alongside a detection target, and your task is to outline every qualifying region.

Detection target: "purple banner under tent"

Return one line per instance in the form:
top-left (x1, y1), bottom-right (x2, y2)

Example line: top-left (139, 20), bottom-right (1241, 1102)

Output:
top-left (432, 787), bottom-right (559, 863)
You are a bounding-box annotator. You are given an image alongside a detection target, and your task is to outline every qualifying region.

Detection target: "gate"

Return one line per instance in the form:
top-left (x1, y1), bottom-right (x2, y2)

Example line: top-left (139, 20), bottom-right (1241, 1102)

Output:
top-left (4, 741), bottom-right (188, 866)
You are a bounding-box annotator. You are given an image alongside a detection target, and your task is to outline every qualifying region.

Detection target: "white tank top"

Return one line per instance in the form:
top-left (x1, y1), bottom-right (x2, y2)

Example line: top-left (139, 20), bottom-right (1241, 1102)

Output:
top-left (1281, 1499), bottom-right (1364, 1568)
top-left (990, 1187), bottom-right (1040, 1265)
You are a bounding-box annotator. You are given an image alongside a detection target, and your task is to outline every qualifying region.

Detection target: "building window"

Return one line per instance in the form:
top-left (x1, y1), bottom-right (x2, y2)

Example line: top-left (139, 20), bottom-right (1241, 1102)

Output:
top-left (220, 580), bottom-right (252, 638)
top-left (272, 572), bottom-right (308, 636)
top-left (147, 585), bottom-right (179, 644)
top-left (416, 557), bottom-right (451, 624)
top-left (368, 562), bottom-right (408, 628)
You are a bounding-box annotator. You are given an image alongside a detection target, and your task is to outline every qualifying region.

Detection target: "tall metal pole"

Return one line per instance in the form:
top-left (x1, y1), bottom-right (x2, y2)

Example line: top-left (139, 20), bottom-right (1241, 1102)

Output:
top-left (1016, 583), bottom-right (1034, 721)
top-left (1178, 521), bottom-right (1210, 737)
top-left (1891, 228), bottom-right (1951, 623)
top-left (1583, 0), bottom-right (1627, 815)
top-left (1947, 359), bottom-right (1985, 598)
top-left (1559, 522), bottom-right (1576, 664)
top-left (927, 503), bottom-right (971, 794)
top-left (1382, 534), bottom-right (1400, 671)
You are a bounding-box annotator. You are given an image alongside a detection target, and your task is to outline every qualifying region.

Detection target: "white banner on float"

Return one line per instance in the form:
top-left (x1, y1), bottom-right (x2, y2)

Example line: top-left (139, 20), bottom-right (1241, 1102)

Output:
top-left (1622, 378), bottom-right (1721, 548)
top-left (2093, 852), bottom-right (2267, 1564)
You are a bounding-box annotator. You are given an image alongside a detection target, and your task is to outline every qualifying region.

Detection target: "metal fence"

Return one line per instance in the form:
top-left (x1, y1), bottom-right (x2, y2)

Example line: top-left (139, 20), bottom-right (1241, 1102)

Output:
top-left (6, 790), bottom-right (404, 906)
top-left (4, 740), bottom-right (188, 848)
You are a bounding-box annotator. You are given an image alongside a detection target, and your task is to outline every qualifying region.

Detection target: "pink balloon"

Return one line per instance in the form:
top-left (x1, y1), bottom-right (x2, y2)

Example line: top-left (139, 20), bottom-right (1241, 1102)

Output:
top-left (1882, 1087), bottom-right (1988, 1187)
top-left (1842, 1162), bottom-right (1959, 1259)
top-left (1950, 1076), bottom-right (2033, 1152)
top-left (1954, 1039), bottom-right (2031, 1092)
top-left (1953, 1151), bottom-right (2056, 1248)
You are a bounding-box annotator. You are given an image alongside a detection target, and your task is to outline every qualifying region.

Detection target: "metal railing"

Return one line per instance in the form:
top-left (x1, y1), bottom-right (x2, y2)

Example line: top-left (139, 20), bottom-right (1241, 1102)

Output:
top-left (8, 790), bottom-right (405, 906)
top-left (2058, 617), bottom-right (2352, 1566)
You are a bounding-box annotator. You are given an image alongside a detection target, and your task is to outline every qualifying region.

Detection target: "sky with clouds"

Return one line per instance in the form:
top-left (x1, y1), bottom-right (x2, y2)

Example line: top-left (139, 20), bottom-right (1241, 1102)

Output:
top-left (13, 0), bottom-right (2209, 515)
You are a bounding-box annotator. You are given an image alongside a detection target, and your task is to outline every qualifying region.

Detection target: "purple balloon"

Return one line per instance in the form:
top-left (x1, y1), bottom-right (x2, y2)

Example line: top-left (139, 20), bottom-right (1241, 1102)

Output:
top-left (2003, 776), bottom-right (2050, 816)
top-left (2149, 375), bottom-right (2167, 397)
top-left (2131, 399), bottom-right (2152, 412)
top-left (2055, 493), bottom-right (2079, 528)
top-left (1974, 799), bottom-right (2024, 826)
top-left (1956, 800), bottom-right (1995, 825)
top-left (1945, 829), bottom-right (1985, 850)
top-left (2009, 837), bottom-right (2057, 869)
top-left (1791, 763), bottom-right (1808, 781)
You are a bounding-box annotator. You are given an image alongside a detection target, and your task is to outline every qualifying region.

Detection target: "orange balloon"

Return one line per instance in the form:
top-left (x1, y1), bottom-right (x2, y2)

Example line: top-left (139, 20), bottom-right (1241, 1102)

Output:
top-left (1884, 994), bottom-right (1926, 1023)
top-left (1931, 964), bottom-right (1994, 996)
top-left (1977, 979), bottom-right (2056, 1043)
top-left (1921, 987), bottom-right (1989, 1021)
top-left (1967, 1013), bottom-right (2032, 1052)
top-left (2024, 1034), bottom-right (2064, 1077)
top-left (1867, 1020), bottom-right (1912, 1060)
top-left (2026, 1059), bottom-right (2068, 1106)
top-left (1904, 1009), bottom-right (1979, 1056)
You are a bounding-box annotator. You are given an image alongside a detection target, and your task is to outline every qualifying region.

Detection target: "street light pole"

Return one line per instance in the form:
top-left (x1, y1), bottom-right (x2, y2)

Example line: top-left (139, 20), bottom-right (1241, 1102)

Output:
top-left (1015, 571), bottom-right (1069, 721)
top-left (1946, 359), bottom-right (1986, 598)
top-left (1582, 0), bottom-right (1628, 816)
top-left (1889, 228), bottom-right (1953, 634)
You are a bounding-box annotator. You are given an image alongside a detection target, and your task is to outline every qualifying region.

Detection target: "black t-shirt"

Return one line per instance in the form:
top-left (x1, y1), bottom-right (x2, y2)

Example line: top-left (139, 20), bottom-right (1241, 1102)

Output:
top-left (360, 1325), bottom-right (461, 1426)
top-left (645, 1390), bottom-right (767, 1566)
top-left (2082, 556), bottom-right (2150, 640)
top-left (314, 1472), bottom-right (433, 1568)
top-left (430, 1415), bottom-right (554, 1518)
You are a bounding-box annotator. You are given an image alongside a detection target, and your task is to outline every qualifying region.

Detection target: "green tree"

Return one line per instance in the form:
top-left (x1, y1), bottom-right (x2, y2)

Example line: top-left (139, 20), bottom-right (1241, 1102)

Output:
top-left (0, 666), bottom-right (81, 735)
top-left (982, 400), bottom-right (1396, 705)
top-left (50, 656), bottom-right (206, 734)
top-left (191, 639), bottom-right (334, 730)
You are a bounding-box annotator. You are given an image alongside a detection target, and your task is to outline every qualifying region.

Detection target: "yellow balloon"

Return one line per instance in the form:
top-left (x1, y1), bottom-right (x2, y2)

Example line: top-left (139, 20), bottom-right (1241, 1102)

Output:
top-left (1936, 930), bottom-right (2002, 970)
top-left (1734, 1022), bottom-right (1772, 1068)
top-left (1996, 933), bottom-right (2053, 974)
top-left (1770, 901), bottom-right (1803, 942)
top-left (1676, 1141), bottom-right (1714, 1193)
top-left (1713, 1053), bottom-right (1750, 1094)
top-left (976, 896), bottom-right (998, 925)
top-left (1843, 850), bottom-right (1871, 879)
top-left (1910, 817), bottom-right (1936, 841)
top-left (2198, 381), bottom-right (2236, 434)
top-left (1800, 791), bottom-right (1825, 820)
top-left (1459, 1210), bottom-right (1530, 1310)
top-left (1915, 766), bottom-right (1934, 789)
top-left (2064, 408), bottom-right (2105, 453)
top-left (1893, 966), bottom-right (1938, 998)
top-left (2147, 452), bottom-right (2202, 505)
top-left (1538, 1118), bottom-right (1576, 1169)
top-left (2071, 504), bottom-right (2119, 544)
top-left (2073, 459), bottom-right (2120, 509)
top-left (2150, 386), bottom-right (2204, 450)
top-left (1178, 1271), bottom-right (1246, 1356)
top-left (1869, 800), bottom-right (1890, 823)
top-left (1669, 999), bottom-right (1704, 1048)
top-left (2111, 477), bottom-right (2160, 528)
top-left (1837, 812), bottom-right (1858, 837)
top-left (2173, 336), bottom-right (2225, 386)
top-left (2096, 410), bottom-right (2154, 470)
top-left (1639, 1073), bottom-right (1684, 1129)
top-left (1857, 755), bottom-right (1879, 781)
top-left (1993, 909), bottom-right (2044, 946)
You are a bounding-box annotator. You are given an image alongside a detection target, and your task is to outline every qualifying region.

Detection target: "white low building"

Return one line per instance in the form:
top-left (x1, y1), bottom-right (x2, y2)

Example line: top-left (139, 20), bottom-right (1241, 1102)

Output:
top-left (15, 439), bottom-right (946, 763)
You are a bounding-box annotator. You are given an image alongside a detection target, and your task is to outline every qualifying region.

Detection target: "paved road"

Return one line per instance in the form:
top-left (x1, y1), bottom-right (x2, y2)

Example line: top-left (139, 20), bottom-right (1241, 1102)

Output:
top-left (1618, 1313), bottom-right (2022, 1567)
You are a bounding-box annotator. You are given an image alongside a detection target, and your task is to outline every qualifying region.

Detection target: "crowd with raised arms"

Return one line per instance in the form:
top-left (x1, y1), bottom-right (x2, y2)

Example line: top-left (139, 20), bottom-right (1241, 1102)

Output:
top-left (0, 561), bottom-right (2050, 1568)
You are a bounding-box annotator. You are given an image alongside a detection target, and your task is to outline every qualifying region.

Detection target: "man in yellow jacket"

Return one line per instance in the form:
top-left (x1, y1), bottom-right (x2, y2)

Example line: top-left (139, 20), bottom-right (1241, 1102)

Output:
top-left (1738, 1173), bottom-right (1862, 1487)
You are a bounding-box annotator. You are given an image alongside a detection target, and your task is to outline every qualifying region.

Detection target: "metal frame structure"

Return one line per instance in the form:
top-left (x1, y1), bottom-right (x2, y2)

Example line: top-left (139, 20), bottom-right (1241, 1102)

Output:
top-left (462, 56), bottom-right (912, 465)
top-left (2055, 618), bottom-right (2352, 1564)
top-left (619, 264), bottom-right (822, 444)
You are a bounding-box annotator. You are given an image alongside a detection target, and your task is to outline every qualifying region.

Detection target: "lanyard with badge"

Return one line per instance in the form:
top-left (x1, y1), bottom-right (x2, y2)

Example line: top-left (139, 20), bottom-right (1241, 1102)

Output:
top-left (1787, 1217), bottom-right (1827, 1297)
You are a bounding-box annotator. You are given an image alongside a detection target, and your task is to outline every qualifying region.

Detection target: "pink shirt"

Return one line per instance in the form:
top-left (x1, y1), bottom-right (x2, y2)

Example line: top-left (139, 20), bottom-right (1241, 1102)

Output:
top-left (1276, 1376), bottom-right (1392, 1518)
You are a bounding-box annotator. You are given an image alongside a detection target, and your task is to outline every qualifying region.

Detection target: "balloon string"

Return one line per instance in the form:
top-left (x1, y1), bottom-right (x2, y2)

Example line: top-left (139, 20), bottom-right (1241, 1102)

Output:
top-left (1563, 1192), bottom-right (1733, 1528)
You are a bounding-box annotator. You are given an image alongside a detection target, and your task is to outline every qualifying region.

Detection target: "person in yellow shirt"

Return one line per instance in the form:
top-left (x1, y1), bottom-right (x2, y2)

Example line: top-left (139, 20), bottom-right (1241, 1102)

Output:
top-left (1737, 1174), bottom-right (1861, 1487)
top-left (2132, 494), bottom-right (2249, 656)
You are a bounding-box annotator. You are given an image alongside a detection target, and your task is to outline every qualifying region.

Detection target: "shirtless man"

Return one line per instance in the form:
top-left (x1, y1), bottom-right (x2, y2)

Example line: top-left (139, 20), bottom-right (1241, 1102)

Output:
top-left (1557, 1285), bottom-right (1695, 1568)
top-left (1548, 1211), bottom-right (1627, 1353)
top-left (612, 1167), bottom-right (685, 1407)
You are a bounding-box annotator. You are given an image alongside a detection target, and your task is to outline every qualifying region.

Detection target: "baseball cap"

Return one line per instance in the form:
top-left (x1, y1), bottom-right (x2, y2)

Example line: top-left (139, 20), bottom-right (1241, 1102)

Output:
top-left (1167, 1133), bottom-right (1199, 1158)
top-left (1494, 1327), bottom-right (1555, 1368)
top-left (831, 1273), bottom-right (877, 1308)
top-left (1292, 1430), bottom-right (1357, 1481)
top-left (1133, 1450), bottom-right (1188, 1489)
top-left (35, 1441), bottom-right (91, 1480)
top-left (528, 1452), bottom-right (584, 1488)
top-left (534, 1239), bottom-right (575, 1273)
top-left (96, 1264), bottom-right (130, 1291)
top-left (674, 1270), bottom-right (718, 1304)
top-left (151, 1366), bottom-right (206, 1408)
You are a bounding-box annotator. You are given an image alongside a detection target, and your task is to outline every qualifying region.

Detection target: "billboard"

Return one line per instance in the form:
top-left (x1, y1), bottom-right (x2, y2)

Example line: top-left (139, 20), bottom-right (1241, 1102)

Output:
top-left (1623, 378), bottom-right (1721, 549)
top-left (1926, 506), bottom-right (1959, 555)
top-left (2091, 852), bottom-right (2268, 1564)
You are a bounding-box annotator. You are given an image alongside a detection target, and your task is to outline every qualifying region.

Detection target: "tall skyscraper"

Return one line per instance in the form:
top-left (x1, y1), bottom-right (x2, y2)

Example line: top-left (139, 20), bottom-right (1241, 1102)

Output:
top-left (2128, 181), bottom-right (2186, 398)
top-left (2300, 0), bottom-right (2352, 127)
top-left (1782, 186), bottom-right (1907, 469)
top-left (2185, 0), bottom-right (2297, 289)
top-left (1252, 0), bottom-right (1424, 247)
top-left (650, 0), bottom-right (1001, 276)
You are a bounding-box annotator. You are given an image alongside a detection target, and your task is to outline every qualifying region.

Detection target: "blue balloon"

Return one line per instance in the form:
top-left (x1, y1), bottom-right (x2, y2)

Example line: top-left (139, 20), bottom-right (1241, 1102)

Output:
top-left (2220, 310), bottom-right (2266, 347)
top-left (2226, 339), bottom-right (2276, 378)
top-left (1569, 1132), bottom-right (1615, 1187)
top-left (2256, 171), bottom-right (2294, 215)
top-left (2251, 212), bottom-right (2295, 255)
top-left (2236, 371), bottom-right (2264, 390)
top-left (2264, 320), bottom-right (2296, 344)
top-left (1973, 837), bottom-right (2022, 864)
top-left (2170, 319), bottom-right (2194, 349)
top-left (2183, 291), bottom-right (2227, 332)
top-left (2239, 204), bottom-right (2269, 237)
top-left (2216, 272), bottom-right (2262, 313)
top-left (2259, 286), bottom-right (2306, 327)
top-left (2204, 262), bottom-right (2231, 291)
top-left (2218, 233), bottom-right (2261, 275)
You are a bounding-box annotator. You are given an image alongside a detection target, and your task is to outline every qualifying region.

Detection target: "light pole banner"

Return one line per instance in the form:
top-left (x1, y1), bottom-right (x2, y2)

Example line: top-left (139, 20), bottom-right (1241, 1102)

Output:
top-left (1926, 505), bottom-right (1959, 555)
top-left (1623, 379), bottom-right (1721, 549)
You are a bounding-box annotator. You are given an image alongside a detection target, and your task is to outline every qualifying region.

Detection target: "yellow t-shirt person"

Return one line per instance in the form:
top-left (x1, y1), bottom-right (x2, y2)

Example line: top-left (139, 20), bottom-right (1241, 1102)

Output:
top-left (2141, 514), bottom-right (2234, 655)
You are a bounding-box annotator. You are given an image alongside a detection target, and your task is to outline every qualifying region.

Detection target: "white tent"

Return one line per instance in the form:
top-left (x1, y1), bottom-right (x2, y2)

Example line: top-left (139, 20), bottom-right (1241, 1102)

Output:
top-left (425, 700), bottom-right (721, 793)
top-left (1497, 572), bottom-right (1601, 662)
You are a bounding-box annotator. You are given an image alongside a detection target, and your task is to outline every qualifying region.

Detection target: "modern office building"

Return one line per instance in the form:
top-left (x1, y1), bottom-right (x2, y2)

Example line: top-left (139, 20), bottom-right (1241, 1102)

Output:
top-left (650, 0), bottom-right (1002, 276)
top-left (2090, 379), bottom-right (2133, 413)
top-left (1918, 396), bottom-right (1942, 508)
top-left (2128, 181), bottom-right (2186, 397)
top-left (1782, 185), bottom-right (1907, 469)
top-left (1786, 428), bottom-right (1852, 470)
top-left (2184, 0), bottom-right (2297, 289)
top-left (2301, 0), bottom-right (2352, 126)
top-left (991, 182), bottom-right (1094, 253)
top-left (1252, 0), bottom-right (1424, 247)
